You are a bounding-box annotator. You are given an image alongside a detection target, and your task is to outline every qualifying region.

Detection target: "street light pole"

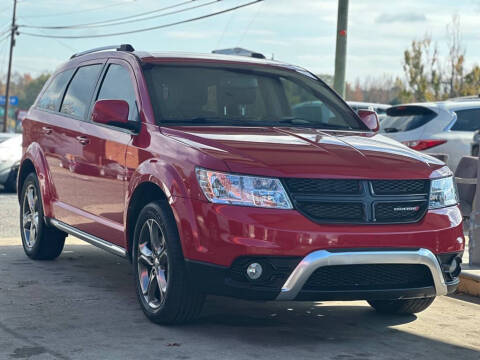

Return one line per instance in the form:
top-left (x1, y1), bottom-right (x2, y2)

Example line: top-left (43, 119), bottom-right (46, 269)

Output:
top-left (333, 0), bottom-right (349, 98)
top-left (3, 0), bottom-right (18, 133)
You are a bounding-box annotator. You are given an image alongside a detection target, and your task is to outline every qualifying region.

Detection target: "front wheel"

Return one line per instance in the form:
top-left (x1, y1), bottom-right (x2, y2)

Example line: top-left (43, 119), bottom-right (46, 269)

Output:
top-left (20, 173), bottom-right (66, 260)
top-left (368, 297), bottom-right (435, 315)
top-left (132, 201), bottom-right (205, 325)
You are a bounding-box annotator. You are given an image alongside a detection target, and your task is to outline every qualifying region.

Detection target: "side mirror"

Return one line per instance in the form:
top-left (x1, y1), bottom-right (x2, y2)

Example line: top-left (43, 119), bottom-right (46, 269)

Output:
top-left (357, 109), bottom-right (380, 132)
top-left (91, 99), bottom-right (139, 132)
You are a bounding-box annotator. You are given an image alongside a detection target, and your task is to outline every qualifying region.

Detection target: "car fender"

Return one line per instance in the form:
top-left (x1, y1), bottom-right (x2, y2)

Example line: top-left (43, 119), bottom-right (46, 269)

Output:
top-left (123, 158), bottom-right (195, 253)
top-left (19, 142), bottom-right (57, 218)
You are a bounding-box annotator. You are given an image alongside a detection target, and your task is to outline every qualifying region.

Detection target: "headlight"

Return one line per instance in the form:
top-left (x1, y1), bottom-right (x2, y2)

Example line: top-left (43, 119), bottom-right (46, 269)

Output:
top-left (429, 176), bottom-right (458, 209)
top-left (196, 168), bottom-right (293, 209)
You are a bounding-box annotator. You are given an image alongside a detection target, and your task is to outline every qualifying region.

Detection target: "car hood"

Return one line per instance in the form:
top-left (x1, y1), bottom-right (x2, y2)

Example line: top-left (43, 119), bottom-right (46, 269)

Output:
top-left (162, 126), bottom-right (446, 179)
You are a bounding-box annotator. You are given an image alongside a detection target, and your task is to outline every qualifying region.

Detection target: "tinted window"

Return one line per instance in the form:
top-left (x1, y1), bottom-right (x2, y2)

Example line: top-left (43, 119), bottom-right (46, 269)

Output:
top-left (37, 69), bottom-right (74, 112)
top-left (451, 109), bottom-right (480, 131)
top-left (61, 64), bottom-right (103, 119)
top-left (381, 106), bottom-right (437, 133)
top-left (144, 65), bottom-right (366, 131)
top-left (97, 64), bottom-right (138, 121)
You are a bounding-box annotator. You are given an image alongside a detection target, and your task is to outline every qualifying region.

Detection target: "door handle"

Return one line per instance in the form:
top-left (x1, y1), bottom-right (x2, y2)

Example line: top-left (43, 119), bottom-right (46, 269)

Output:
top-left (42, 126), bottom-right (53, 135)
top-left (76, 136), bottom-right (90, 145)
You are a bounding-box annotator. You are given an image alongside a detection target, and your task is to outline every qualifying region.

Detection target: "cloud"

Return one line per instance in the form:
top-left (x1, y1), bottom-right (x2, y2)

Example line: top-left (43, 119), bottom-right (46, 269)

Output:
top-left (375, 12), bottom-right (427, 24)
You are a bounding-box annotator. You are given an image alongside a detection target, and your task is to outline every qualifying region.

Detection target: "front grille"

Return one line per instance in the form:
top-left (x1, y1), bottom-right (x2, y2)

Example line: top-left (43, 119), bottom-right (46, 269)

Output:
top-left (303, 264), bottom-right (434, 291)
top-left (372, 180), bottom-right (429, 195)
top-left (283, 178), bottom-right (430, 224)
top-left (283, 178), bottom-right (361, 195)
top-left (298, 202), bottom-right (365, 221)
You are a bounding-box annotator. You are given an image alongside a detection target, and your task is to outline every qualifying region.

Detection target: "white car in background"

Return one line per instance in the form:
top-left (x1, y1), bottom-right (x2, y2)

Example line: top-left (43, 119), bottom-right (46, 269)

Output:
top-left (380, 99), bottom-right (480, 171)
top-left (0, 134), bottom-right (22, 192)
top-left (347, 101), bottom-right (390, 120)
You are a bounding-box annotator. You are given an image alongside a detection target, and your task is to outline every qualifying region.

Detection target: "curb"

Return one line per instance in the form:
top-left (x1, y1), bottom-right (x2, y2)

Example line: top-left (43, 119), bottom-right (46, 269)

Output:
top-left (458, 271), bottom-right (480, 297)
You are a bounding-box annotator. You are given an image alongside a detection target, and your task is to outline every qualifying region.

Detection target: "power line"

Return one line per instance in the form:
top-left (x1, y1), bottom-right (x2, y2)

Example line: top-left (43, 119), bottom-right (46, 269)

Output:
top-left (0, 33), bottom-right (10, 43)
top-left (20, 0), bottom-right (219, 30)
top-left (216, 0), bottom-right (240, 48)
top-left (18, 0), bottom-right (139, 19)
top-left (19, 0), bottom-right (263, 39)
top-left (0, 28), bottom-right (11, 39)
top-left (237, 0), bottom-right (263, 45)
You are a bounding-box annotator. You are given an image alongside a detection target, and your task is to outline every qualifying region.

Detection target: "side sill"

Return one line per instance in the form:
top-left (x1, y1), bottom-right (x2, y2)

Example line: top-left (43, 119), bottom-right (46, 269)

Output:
top-left (49, 218), bottom-right (127, 258)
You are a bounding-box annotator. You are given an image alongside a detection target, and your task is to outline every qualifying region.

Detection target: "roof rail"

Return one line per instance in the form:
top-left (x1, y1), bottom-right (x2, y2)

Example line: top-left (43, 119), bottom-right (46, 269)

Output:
top-left (70, 44), bottom-right (135, 59)
top-left (212, 47), bottom-right (266, 59)
top-left (449, 95), bottom-right (480, 102)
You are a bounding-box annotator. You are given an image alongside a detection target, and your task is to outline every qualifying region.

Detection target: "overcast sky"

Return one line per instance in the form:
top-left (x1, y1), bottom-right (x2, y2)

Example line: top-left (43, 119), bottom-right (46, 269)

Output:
top-left (1, 0), bottom-right (480, 82)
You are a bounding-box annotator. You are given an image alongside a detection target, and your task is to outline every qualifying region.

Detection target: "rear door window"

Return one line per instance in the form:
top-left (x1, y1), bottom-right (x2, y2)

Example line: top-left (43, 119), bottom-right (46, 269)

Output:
top-left (96, 64), bottom-right (139, 122)
top-left (37, 69), bottom-right (74, 112)
top-left (381, 106), bottom-right (437, 133)
top-left (61, 64), bottom-right (103, 119)
top-left (451, 108), bottom-right (480, 131)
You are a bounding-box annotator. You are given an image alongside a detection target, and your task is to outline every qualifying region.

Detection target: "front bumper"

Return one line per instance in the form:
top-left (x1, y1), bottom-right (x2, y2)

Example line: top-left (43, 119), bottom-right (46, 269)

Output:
top-left (277, 248), bottom-right (450, 300)
top-left (186, 249), bottom-right (461, 301)
top-left (173, 197), bottom-right (464, 267)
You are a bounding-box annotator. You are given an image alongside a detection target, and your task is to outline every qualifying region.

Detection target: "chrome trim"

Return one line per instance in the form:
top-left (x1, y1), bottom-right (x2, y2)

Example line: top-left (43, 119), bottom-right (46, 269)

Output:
top-left (276, 248), bottom-right (447, 300)
top-left (443, 111), bottom-right (457, 132)
top-left (50, 219), bottom-right (127, 258)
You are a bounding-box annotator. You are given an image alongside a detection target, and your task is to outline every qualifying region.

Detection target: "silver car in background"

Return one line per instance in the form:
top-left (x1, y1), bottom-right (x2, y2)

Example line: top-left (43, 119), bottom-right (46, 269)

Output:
top-left (347, 101), bottom-right (391, 120)
top-left (380, 99), bottom-right (480, 171)
top-left (0, 134), bottom-right (22, 192)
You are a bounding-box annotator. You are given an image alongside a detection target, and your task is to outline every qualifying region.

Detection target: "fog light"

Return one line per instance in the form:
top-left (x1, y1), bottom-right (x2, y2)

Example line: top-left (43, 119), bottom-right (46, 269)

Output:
top-left (246, 263), bottom-right (263, 280)
top-left (449, 258), bottom-right (461, 277)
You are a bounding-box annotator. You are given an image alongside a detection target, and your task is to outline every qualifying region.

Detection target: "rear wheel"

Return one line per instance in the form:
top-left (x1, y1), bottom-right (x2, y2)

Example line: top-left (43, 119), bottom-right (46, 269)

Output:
top-left (368, 297), bottom-right (435, 315)
top-left (20, 173), bottom-right (66, 260)
top-left (132, 201), bottom-right (205, 325)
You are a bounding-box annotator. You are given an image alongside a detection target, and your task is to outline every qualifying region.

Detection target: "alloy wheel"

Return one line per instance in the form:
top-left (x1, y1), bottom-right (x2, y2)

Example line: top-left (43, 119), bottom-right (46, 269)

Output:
top-left (137, 218), bottom-right (169, 310)
top-left (22, 184), bottom-right (39, 249)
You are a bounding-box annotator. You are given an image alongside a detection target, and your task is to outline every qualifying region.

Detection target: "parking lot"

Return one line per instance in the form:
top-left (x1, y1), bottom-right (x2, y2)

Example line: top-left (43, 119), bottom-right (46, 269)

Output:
top-left (0, 190), bottom-right (479, 360)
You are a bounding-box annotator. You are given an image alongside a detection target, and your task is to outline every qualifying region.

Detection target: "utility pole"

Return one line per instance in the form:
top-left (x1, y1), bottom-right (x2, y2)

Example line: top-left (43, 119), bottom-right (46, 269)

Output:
top-left (3, 0), bottom-right (18, 133)
top-left (333, 0), bottom-right (349, 98)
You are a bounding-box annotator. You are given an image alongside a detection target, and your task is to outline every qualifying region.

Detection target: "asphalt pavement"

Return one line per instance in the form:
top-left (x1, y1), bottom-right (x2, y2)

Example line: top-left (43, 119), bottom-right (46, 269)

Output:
top-left (1, 190), bottom-right (480, 360)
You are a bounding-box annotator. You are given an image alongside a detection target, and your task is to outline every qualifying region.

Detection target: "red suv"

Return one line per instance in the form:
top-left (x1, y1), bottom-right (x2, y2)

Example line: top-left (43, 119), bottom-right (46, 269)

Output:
top-left (19, 45), bottom-right (464, 324)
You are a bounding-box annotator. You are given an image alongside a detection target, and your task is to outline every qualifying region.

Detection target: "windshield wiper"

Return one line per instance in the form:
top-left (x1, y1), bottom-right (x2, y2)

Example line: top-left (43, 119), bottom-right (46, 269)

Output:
top-left (278, 117), bottom-right (314, 125)
top-left (383, 127), bottom-right (399, 133)
top-left (277, 117), bottom-right (352, 130)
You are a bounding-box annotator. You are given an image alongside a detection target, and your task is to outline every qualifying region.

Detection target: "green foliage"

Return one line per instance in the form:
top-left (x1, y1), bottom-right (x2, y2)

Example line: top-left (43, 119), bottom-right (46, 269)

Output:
top-left (19, 74), bottom-right (50, 109)
top-left (0, 72), bottom-right (50, 111)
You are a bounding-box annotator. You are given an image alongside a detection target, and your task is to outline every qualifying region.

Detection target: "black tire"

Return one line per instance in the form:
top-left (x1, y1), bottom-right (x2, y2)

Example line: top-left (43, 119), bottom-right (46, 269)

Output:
top-left (4, 168), bottom-right (17, 193)
top-left (132, 200), bottom-right (205, 325)
top-left (368, 297), bottom-right (435, 315)
top-left (19, 173), bottom-right (66, 260)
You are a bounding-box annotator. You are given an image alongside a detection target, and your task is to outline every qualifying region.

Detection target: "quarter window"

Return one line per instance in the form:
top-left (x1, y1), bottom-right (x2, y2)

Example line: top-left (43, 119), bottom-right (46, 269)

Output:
top-left (37, 69), bottom-right (74, 112)
top-left (97, 64), bottom-right (139, 121)
top-left (451, 109), bottom-right (480, 131)
top-left (61, 64), bottom-right (103, 119)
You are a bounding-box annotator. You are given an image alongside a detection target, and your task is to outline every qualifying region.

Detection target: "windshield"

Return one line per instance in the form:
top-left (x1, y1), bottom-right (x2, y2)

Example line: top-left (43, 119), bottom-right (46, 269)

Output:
top-left (143, 64), bottom-right (366, 131)
top-left (381, 106), bottom-right (437, 133)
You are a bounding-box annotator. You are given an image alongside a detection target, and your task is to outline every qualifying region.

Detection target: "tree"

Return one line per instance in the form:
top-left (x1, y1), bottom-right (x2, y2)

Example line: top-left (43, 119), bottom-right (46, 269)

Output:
top-left (462, 65), bottom-right (480, 96)
top-left (445, 15), bottom-right (466, 98)
top-left (18, 74), bottom-right (50, 109)
top-left (402, 36), bottom-right (441, 102)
